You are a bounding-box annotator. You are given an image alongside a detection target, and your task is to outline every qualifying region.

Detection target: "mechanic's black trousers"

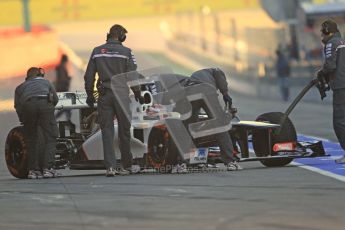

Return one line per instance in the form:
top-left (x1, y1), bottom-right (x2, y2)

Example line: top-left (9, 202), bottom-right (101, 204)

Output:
top-left (333, 89), bottom-right (345, 150)
top-left (22, 98), bottom-right (58, 170)
top-left (97, 89), bottom-right (133, 169)
top-left (168, 98), bottom-right (235, 165)
top-left (188, 99), bottom-right (235, 164)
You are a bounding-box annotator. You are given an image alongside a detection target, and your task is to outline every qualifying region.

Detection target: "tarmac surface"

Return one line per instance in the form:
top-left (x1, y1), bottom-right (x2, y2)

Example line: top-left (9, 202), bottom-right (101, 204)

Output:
top-left (1, 20), bottom-right (345, 230)
top-left (0, 161), bottom-right (344, 230)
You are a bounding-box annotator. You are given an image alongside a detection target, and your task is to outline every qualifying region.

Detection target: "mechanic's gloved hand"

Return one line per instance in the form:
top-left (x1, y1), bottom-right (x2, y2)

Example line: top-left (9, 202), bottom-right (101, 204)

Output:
top-left (86, 95), bottom-right (96, 108)
top-left (316, 69), bottom-right (322, 76)
top-left (316, 69), bottom-right (330, 85)
top-left (134, 91), bottom-right (145, 104)
top-left (316, 69), bottom-right (324, 80)
top-left (223, 93), bottom-right (233, 106)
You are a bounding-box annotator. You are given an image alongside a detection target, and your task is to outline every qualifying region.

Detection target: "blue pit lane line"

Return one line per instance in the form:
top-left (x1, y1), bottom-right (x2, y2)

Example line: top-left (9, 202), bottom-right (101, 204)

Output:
top-left (292, 135), bottom-right (345, 181)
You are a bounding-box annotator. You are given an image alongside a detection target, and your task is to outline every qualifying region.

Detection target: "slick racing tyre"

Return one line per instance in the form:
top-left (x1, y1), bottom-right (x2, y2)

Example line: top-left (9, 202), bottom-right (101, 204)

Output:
top-left (252, 112), bottom-right (297, 167)
top-left (5, 126), bottom-right (28, 179)
top-left (147, 125), bottom-right (176, 171)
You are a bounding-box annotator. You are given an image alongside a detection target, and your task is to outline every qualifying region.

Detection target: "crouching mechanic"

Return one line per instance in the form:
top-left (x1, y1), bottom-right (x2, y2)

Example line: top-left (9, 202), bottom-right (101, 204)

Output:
top-left (163, 68), bottom-right (242, 172)
top-left (14, 67), bottom-right (60, 179)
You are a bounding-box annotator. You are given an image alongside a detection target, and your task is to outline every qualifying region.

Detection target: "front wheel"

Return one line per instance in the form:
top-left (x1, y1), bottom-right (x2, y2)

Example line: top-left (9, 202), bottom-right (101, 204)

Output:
top-left (5, 126), bottom-right (28, 178)
top-left (252, 112), bottom-right (297, 167)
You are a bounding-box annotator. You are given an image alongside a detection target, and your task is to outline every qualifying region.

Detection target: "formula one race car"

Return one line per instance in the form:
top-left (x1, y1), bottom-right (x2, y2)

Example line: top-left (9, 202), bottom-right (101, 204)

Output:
top-left (5, 68), bottom-right (327, 178)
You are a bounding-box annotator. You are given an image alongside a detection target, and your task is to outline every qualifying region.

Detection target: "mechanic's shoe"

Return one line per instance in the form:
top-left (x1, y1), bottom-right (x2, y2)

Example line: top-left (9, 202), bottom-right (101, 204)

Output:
top-left (179, 163), bottom-right (188, 173)
top-left (106, 168), bottom-right (116, 177)
top-left (43, 168), bottom-right (61, 178)
top-left (335, 155), bottom-right (345, 164)
top-left (171, 163), bottom-right (188, 174)
top-left (127, 165), bottom-right (141, 174)
top-left (171, 165), bottom-right (178, 174)
top-left (197, 164), bottom-right (208, 170)
top-left (232, 150), bottom-right (241, 161)
top-left (115, 168), bottom-right (130, 176)
top-left (227, 162), bottom-right (243, 171)
top-left (27, 170), bottom-right (43, 179)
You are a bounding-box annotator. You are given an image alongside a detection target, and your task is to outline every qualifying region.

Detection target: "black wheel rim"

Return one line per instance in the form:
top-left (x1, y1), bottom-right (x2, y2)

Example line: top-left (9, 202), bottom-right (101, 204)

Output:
top-left (148, 127), bottom-right (170, 167)
top-left (5, 128), bottom-right (27, 178)
top-left (8, 140), bottom-right (23, 167)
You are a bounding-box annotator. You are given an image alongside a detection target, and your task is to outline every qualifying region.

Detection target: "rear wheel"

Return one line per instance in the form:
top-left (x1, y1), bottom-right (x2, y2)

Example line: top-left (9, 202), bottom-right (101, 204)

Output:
top-left (5, 126), bottom-right (28, 178)
top-left (147, 125), bottom-right (176, 171)
top-left (146, 125), bottom-right (178, 173)
top-left (252, 112), bottom-right (297, 167)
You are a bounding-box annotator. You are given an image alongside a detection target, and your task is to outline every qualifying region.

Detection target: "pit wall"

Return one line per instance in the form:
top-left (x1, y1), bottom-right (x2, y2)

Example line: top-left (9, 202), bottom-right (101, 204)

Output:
top-left (166, 40), bottom-right (332, 104)
top-left (0, 25), bottom-right (62, 79)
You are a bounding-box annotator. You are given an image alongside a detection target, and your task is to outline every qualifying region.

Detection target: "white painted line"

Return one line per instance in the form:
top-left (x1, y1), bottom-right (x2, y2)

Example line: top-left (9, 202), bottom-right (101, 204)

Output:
top-left (292, 162), bottom-right (345, 183)
top-left (30, 194), bottom-right (65, 204)
top-left (0, 98), bottom-right (14, 112)
top-left (59, 41), bottom-right (87, 71)
top-left (164, 48), bottom-right (203, 70)
top-left (163, 188), bottom-right (188, 193)
top-left (292, 134), bottom-right (345, 182)
top-left (298, 133), bottom-right (331, 142)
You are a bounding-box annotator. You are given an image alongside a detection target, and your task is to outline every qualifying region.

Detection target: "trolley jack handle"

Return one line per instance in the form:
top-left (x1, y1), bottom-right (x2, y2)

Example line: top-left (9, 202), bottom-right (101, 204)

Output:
top-left (284, 78), bottom-right (328, 119)
top-left (276, 78), bottom-right (329, 134)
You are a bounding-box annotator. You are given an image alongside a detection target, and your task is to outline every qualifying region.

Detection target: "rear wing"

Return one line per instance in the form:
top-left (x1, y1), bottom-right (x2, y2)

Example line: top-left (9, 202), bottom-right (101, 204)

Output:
top-left (55, 92), bottom-right (91, 110)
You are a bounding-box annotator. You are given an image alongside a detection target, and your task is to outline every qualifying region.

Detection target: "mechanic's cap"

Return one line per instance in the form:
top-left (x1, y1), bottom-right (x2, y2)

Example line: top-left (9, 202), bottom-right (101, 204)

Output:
top-left (321, 19), bottom-right (339, 34)
top-left (109, 24), bottom-right (127, 37)
top-left (26, 67), bottom-right (44, 79)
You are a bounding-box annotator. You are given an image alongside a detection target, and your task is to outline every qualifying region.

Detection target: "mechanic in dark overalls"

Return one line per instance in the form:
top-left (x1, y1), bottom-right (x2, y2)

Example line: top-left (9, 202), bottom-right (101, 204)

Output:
top-left (84, 24), bottom-right (142, 176)
top-left (317, 20), bottom-right (345, 164)
top-left (14, 67), bottom-right (59, 179)
top-left (163, 68), bottom-right (242, 172)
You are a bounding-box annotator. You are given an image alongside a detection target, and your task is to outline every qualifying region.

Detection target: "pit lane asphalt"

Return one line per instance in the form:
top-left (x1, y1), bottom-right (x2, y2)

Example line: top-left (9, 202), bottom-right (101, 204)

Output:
top-left (1, 51), bottom-right (344, 229)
